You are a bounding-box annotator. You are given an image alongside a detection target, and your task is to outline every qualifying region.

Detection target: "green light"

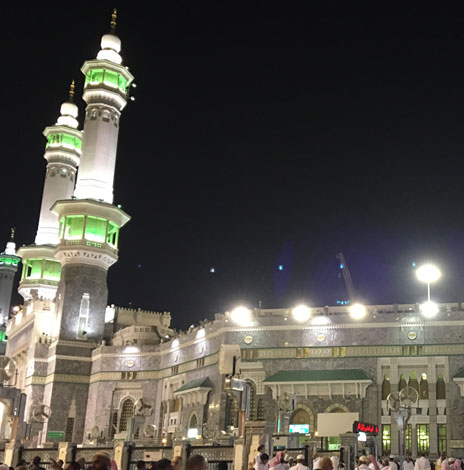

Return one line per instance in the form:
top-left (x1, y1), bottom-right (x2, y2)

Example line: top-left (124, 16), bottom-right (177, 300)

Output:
top-left (107, 221), bottom-right (119, 247)
top-left (43, 260), bottom-right (61, 282)
top-left (0, 256), bottom-right (19, 266)
top-left (85, 68), bottom-right (128, 93)
top-left (0, 331), bottom-right (7, 342)
top-left (85, 216), bottom-right (107, 243)
top-left (63, 215), bottom-right (85, 240)
top-left (26, 259), bottom-right (43, 279)
top-left (47, 133), bottom-right (82, 151)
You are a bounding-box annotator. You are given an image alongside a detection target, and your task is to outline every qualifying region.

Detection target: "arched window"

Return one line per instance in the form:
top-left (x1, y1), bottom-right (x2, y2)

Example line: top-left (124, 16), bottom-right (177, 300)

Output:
top-left (119, 398), bottom-right (134, 432)
top-left (382, 375), bottom-right (391, 400)
top-left (189, 413), bottom-right (198, 429)
top-left (246, 380), bottom-right (257, 420)
top-left (398, 374), bottom-right (407, 391)
top-left (408, 371), bottom-right (420, 394)
top-left (419, 373), bottom-right (429, 399)
top-left (436, 374), bottom-right (446, 399)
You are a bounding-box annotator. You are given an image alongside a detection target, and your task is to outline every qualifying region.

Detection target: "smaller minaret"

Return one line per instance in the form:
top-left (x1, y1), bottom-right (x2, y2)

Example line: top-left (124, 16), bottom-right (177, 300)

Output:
top-left (18, 83), bottom-right (82, 302)
top-left (0, 229), bottom-right (21, 325)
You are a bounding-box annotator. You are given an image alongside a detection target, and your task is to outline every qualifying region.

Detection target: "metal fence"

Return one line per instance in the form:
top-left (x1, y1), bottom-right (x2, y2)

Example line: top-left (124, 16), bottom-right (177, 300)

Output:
top-left (17, 448), bottom-right (59, 469)
top-left (127, 446), bottom-right (173, 470)
top-left (74, 446), bottom-right (115, 464)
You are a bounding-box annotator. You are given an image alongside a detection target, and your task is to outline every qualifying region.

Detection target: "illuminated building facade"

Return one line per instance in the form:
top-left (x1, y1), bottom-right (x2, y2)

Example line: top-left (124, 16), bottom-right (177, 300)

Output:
top-left (3, 10), bottom-right (464, 463)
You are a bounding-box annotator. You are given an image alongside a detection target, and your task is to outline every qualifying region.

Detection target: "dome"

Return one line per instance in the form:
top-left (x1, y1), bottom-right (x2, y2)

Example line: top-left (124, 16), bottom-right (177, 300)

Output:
top-left (60, 101), bottom-right (78, 119)
top-left (100, 34), bottom-right (121, 53)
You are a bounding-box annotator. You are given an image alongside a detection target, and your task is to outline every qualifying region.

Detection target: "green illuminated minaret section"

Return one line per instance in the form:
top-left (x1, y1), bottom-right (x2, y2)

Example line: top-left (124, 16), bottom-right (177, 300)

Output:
top-left (53, 10), bottom-right (132, 341)
top-left (0, 230), bottom-right (21, 325)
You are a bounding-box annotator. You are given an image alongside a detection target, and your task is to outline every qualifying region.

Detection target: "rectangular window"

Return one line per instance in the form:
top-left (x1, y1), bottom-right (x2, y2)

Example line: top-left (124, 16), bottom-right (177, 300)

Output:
top-left (27, 259), bottom-right (43, 279)
top-left (107, 221), bottom-right (119, 247)
top-left (417, 424), bottom-right (430, 454)
top-left (43, 259), bottom-right (61, 282)
top-left (118, 74), bottom-right (128, 92)
top-left (64, 215), bottom-right (85, 240)
top-left (85, 216), bottom-right (107, 243)
top-left (90, 69), bottom-right (104, 85)
top-left (103, 69), bottom-right (119, 88)
top-left (438, 424), bottom-right (447, 454)
top-left (405, 424), bottom-right (412, 455)
top-left (382, 425), bottom-right (391, 455)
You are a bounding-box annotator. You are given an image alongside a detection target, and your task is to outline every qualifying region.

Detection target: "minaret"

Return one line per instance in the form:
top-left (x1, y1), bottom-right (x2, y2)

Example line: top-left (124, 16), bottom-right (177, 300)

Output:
top-left (74, 9), bottom-right (134, 203)
top-left (52, 9), bottom-right (132, 342)
top-left (0, 229), bottom-right (21, 325)
top-left (17, 84), bottom-right (82, 304)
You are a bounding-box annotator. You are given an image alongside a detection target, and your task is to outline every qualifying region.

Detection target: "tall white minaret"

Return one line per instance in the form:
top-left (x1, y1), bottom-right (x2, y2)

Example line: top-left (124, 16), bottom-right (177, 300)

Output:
top-left (74, 9), bottom-right (134, 203)
top-left (18, 84), bottom-right (82, 302)
top-left (52, 9), bottom-right (132, 342)
top-left (35, 82), bottom-right (82, 245)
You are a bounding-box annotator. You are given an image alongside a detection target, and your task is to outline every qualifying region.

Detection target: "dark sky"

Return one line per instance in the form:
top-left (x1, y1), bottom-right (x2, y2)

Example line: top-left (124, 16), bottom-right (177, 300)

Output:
top-left (3, 2), bottom-right (464, 329)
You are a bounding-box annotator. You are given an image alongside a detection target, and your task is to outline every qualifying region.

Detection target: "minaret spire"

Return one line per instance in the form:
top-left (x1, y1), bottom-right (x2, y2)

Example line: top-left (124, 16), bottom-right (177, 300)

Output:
top-left (10, 227), bottom-right (15, 241)
top-left (68, 80), bottom-right (75, 102)
top-left (110, 8), bottom-right (117, 34)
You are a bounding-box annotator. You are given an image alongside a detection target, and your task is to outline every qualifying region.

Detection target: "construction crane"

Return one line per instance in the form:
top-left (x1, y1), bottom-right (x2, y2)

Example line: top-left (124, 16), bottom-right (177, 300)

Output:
top-left (336, 252), bottom-right (356, 303)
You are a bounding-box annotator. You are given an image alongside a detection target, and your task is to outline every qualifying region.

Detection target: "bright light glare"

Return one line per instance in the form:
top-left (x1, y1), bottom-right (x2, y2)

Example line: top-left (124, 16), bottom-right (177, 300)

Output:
top-left (416, 264), bottom-right (441, 284)
top-left (420, 301), bottom-right (439, 318)
top-left (123, 346), bottom-right (139, 354)
top-left (196, 328), bottom-right (205, 339)
top-left (171, 338), bottom-right (180, 349)
top-left (230, 306), bottom-right (252, 324)
top-left (310, 315), bottom-right (332, 326)
top-left (349, 303), bottom-right (367, 320)
top-left (292, 304), bottom-right (311, 322)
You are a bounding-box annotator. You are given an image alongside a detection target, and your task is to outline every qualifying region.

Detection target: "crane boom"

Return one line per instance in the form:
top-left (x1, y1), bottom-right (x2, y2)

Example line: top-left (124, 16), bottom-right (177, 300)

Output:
top-left (336, 252), bottom-right (356, 302)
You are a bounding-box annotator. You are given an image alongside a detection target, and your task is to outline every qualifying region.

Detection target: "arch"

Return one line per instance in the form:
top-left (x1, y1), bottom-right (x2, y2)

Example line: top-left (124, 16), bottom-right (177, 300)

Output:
top-left (290, 404), bottom-right (315, 431)
top-left (119, 398), bottom-right (134, 432)
top-left (324, 402), bottom-right (350, 413)
top-left (382, 375), bottom-right (391, 400)
top-left (188, 411), bottom-right (199, 430)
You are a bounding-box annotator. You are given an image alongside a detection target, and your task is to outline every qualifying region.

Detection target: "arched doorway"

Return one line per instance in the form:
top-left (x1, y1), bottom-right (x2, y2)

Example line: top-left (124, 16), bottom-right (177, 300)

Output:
top-left (119, 398), bottom-right (134, 432)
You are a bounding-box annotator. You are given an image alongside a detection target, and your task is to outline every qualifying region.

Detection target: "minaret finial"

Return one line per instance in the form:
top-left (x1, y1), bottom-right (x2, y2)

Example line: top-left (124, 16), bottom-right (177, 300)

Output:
top-left (10, 227), bottom-right (15, 241)
top-left (110, 8), bottom-right (117, 34)
top-left (69, 80), bottom-right (75, 102)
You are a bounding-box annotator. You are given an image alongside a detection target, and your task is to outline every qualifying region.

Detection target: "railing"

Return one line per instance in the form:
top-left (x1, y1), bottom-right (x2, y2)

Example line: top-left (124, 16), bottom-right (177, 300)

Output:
top-left (17, 448), bottom-right (59, 469)
top-left (74, 446), bottom-right (115, 463)
top-left (127, 446), bottom-right (173, 470)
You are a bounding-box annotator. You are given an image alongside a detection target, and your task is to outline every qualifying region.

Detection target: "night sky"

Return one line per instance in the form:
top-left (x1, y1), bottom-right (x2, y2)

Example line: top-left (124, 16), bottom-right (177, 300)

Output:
top-left (3, 2), bottom-right (464, 329)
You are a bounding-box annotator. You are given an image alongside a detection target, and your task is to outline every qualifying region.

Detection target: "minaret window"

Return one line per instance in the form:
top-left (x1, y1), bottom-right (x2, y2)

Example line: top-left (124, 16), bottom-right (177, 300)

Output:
top-left (85, 68), bottom-right (128, 93)
top-left (102, 111), bottom-right (110, 122)
top-left (77, 293), bottom-right (90, 339)
top-left (25, 259), bottom-right (43, 279)
top-left (85, 216), bottom-right (107, 243)
top-left (43, 260), bottom-right (61, 282)
top-left (62, 216), bottom-right (85, 240)
top-left (106, 222), bottom-right (119, 247)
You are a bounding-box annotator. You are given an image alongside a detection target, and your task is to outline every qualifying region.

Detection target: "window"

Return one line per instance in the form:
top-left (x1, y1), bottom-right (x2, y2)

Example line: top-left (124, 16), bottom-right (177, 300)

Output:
top-left (106, 221), bottom-right (119, 247)
top-left (119, 399), bottom-right (134, 432)
top-left (437, 375), bottom-right (446, 399)
top-left (85, 216), bottom-right (107, 243)
top-left (382, 425), bottom-right (391, 455)
top-left (76, 293), bottom-right (90, 339)
top-left (420, 373), bottom-right (429, 399)
top-left (43, 259), bottom-right (61, 282)
top-left (417, 424), bottom-right (430, 454)
top-left (196, 357), bottom-right (205, 368)
top-left (63, 215), bottom-right (85, 240)
top-left (25, 259), bottom-right (43, 279)
top-left (405, 424), bottom-right (412, 455)
top-left (171, 365), bottom-right (179, 375)
top-left (438, 424), bottom-right (447, 454)
top-left (65, 417), bottom-right (74, 442)
top-left (382, 375), bottom-right (391, 400)
top-left (102, 110), bottom-right (110, 122)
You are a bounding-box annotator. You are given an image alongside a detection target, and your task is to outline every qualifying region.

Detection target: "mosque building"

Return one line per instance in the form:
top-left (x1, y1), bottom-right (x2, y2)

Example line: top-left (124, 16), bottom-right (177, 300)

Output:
top-left (1, 10), bottom-right (464, 465)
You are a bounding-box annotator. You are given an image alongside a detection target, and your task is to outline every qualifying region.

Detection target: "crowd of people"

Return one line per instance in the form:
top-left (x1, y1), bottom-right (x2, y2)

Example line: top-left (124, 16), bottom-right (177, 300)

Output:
top-left (252, 446), bottom-right (464, 470)
top-left (4, 453), bottom-right (209, 470)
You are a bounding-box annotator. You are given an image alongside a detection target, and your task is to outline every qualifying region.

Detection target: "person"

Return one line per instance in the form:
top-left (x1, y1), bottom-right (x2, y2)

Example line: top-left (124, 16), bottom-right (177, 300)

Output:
top-left (157, 460), bottom-right (172, 470)
top-left (436, 454), bottom-right (447, 470)
top-left (403, 458), bottom-right (414, 470)
top-left (186, 456), bottom-right (207, 470)
top-left (255, 446), bottom-right (266, 470)
top-left (313, 453), bottom-right (321, 470)
top-left (64, 463), bottom-right (80, 470)
top-left (261, 455), bottom-right (270, 470)
top-left (30, 458), bottom-right (45, 470)
top-left (15, 461), bottom-right (26, 470)
top-left (415, 454), bottom-right (430, 470)
top-left (381, 460), bottom-right (390, 470)
top-left (368, 455), bottom-right (379, 470)
top-left (319, 458), bottom-right (333, 470)
top-left (90, 453), bottom-right (111, 470)
top-left (172, 457), bottom-right (182, 470)
top-left (269, 452), bottom-right (287, 470)
top-left (358, 456), bottom-right (369, 470)
top-left (454, 459), bottom-right (462, 470)
top-left (136, 462), bottom-right (146, 470)
top-left (331, 456), bottom-right (340, 470)
top-left (77, 459), bottom-right (87, 470)
top-left (442, 458), bottom-right (450, 470)
top-left (389, 458), bottom-right (398, 470)
top-left (289, 455), bottom-right (309, 470)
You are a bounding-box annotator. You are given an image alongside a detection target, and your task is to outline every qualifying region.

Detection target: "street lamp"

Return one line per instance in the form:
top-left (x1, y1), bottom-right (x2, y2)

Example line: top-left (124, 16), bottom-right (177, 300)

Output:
top-left (416, 264), bottom-right (441, 318)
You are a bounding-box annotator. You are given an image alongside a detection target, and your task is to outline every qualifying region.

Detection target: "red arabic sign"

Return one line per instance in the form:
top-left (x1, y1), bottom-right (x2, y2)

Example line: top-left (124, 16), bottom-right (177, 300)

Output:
top-left (353, 421), bottom-right (379, 435)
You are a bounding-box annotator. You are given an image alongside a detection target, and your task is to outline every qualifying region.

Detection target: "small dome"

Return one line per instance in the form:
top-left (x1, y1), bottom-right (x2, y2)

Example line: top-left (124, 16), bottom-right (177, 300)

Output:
top-left (100, 34), bottom-right (121, 53)
top-left (4, 241), bottom-right (16, 256)
top-left (60, 101), bottom-right (78, 119)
